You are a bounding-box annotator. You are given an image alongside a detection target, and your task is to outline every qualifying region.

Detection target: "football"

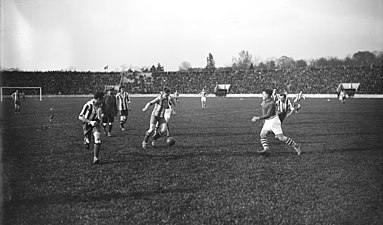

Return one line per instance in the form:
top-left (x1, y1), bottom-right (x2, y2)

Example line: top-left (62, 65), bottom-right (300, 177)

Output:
top-left (166, 137), bottom-right (176, 146)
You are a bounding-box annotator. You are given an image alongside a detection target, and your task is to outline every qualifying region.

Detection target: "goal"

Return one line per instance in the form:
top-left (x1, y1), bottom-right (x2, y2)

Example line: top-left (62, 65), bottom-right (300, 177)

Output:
top-left (0, 86), bottom-right (42, 102)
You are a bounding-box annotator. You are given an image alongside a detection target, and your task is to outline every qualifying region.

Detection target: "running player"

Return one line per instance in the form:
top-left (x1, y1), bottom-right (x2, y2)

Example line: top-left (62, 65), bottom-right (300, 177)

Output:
top-left (199, 88), bottom-right (208, 110)
top-left (276, 93), bottom-right (295, 123)
top-left (79, 91), bottom-right (104, 164)
top-left (142, 87), bottom-right (172, 149)
top-left (251, 89), bottom-right (301, 155)
top-left (156, 91), bottom-right (176, 137)
top-left (11, 89), bottom-right (22, 114)
top-left (293, 91), bottom-right (306, 112)
top-left (116, 86), bottom-right (131, 130)
top-left (101, 88), bottom-right (117, 136)
top-left (339, 90), bottom-right (347, 103)
top-left (174, 90), bottom-right (180, 103)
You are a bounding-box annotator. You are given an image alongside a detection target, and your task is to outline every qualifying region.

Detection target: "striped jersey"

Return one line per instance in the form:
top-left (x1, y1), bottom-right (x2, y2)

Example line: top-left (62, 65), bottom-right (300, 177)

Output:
top-left (150, 94), bottom-right (172, 117)
top-left (116, 91), bottom-right (130, 111)
top-left (80, 99), bottom-right (101, 122)
top-left (11, 92), bottom-right (22, 102)
top-left (276, 98), bottom-right (293, 114)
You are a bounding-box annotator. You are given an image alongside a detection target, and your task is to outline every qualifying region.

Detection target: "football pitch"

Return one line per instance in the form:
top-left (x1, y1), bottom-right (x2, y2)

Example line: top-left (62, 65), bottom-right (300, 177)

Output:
top-left (1, 97), bottom-right (383, 224)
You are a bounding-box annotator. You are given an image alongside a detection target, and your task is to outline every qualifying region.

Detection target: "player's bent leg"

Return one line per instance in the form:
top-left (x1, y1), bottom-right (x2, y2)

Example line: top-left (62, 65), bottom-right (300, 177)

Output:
top-left (277, 134), bottom-right (301, 155)
top-left (93, 132), bottom-right (101, 164)
top-left (143, 123), bottom-right (156, 149)
top-left (120, 115), bottom-right (127, 130)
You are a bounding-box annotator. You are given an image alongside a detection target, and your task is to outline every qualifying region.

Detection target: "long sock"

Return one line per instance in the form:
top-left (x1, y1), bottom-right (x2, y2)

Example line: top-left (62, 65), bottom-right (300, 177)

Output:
top-left (94, 143), bottom-right (101, 158)
top-left (143, 131), bottom-right (151, 142)
top-left (152, 131), bottom-right (161, 141)
top-left (285, 137), bottom-right (297, 147)
top-left (109, 124), bottom-right (113, 133)
top-left (260, 138), bottom-right (269, 150)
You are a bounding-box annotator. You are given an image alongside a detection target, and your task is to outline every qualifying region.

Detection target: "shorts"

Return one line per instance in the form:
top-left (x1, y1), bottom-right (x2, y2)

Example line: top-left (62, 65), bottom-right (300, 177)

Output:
top-left (82, 120), bottom-right (101, 136)
top-left (201, 97), bottom-right (206, 102)
top-left (150, 115), bottom-right (166, 126)
top-left (164, 109), bottom-right (172, 122)
top-left (119, 109), bottom-right (129, 116)
top-left (102, 115), bottom-right (115, 123)
top-left (278, 112), bottom-right (287, 123)
top-left (261, 116), bottom-right (283, 136)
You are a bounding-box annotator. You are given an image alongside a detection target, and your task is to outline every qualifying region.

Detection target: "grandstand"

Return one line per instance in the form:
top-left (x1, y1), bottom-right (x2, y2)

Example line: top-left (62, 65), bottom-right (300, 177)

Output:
top-left (1, 66), bottom-right (382, 95)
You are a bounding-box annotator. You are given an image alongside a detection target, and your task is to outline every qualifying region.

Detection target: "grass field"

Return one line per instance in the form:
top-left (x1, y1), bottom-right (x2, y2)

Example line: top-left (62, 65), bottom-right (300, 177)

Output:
top-left (1, 96), bottom-right (383, 224)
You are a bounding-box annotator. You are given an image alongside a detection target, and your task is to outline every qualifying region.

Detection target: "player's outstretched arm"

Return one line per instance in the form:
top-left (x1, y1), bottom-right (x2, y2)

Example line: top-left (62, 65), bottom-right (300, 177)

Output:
top-left (142, 103), bottom-right (150, 112)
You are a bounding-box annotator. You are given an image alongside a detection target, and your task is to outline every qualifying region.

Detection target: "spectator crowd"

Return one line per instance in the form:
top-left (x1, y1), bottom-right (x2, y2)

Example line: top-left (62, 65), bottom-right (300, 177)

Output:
top-left (2, 66), bottom-right (382, 95)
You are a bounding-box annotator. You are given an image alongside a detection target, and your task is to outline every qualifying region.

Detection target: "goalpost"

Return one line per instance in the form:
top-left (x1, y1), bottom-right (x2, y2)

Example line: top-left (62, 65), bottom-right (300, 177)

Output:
top-left (0, 86), bottom-right (42, 102)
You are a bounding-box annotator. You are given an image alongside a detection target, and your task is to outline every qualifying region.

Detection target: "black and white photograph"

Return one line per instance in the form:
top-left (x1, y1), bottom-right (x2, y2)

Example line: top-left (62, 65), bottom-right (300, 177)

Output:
top-left (1, 0), bottom-right (383, 224)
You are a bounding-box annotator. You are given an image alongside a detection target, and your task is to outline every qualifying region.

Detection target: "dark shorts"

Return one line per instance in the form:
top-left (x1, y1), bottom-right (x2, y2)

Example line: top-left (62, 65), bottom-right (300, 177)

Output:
top-left (102, 116), bottom-right (114, 123)
top-left (278, 113), bottom-right (287, 123)
top-left (14, 100), bottom-right (20, 105)
top-left (119, 110), bottom-right (129, 116)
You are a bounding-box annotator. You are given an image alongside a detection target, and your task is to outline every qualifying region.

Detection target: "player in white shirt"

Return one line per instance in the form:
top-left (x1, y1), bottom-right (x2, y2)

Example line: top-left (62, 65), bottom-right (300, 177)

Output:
top-left (339, 90), bottom-right (347, 103)
top-left (293, 91), bottom-right (306, 112)
top-left (199, 88), bottom-right (208, 110)
top-left (11, 89), bottom-right (22, 114)
top-left (174, 90), bottom-right (180, 103)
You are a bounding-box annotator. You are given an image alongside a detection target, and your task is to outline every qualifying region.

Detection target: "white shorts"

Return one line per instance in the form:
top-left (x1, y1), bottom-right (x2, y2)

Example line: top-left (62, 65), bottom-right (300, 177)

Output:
top-left (164, 109), bottom-right (172, 122)
top-left (201, 97), bottom-right (206, 102)
top-left (261, 116), bottom-right (283, 135)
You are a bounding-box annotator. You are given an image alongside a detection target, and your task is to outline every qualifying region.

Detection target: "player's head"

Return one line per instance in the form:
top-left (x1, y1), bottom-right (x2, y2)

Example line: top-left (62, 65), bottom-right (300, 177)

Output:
top-left (120, 86), bottom-right (125, 92)
top-left (279, 94), bottom-right (287, 101)
top-left (262, 89), bottom-right (273, 101)
top-left (163, 87), bottom-right (171, 97)
top-left (94, 91), bottom-right (104, 106)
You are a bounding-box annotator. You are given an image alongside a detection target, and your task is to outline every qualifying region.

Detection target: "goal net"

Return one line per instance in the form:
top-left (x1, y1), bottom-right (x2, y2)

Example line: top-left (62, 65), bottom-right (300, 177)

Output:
top-left (0, 86), bottom-right (42, 102)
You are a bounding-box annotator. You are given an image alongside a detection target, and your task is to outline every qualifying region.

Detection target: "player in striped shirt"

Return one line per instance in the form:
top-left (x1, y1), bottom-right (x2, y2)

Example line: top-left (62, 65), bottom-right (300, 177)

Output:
top-left (275, 93), bottom-right (295, 123)
top-left (156, 91), bottom-right (177, 137)
top-left (142, 87), bottom-right (173, 149)
top-left (251, 89), bottom-right (301, 155)
top-left (11, 89), bottom-right (22, 114)
top-left (115, 86), bottom-right (131, 131)
top-left (79, 91), bottom-right (104, 164)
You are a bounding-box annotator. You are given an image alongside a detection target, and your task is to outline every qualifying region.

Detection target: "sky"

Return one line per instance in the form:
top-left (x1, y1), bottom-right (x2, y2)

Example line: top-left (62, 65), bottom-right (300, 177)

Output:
top-left (1, 0), bottom-right (382, 71)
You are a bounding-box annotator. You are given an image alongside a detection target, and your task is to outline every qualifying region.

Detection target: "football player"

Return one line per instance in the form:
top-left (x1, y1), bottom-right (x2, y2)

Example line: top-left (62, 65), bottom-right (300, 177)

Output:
top-left (142, 87), bottom-right (173, 149)
top-left (79, 91), bottom-right (104, 164)
top-left (251, 89), bottom-right (301, 155)
top-left (116, 86), bottom-right (131, 130)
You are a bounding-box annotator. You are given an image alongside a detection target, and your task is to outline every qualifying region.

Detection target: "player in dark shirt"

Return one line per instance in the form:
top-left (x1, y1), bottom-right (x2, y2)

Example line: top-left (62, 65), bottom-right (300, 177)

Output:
top-left (251, 89), bottom-right (301, 155)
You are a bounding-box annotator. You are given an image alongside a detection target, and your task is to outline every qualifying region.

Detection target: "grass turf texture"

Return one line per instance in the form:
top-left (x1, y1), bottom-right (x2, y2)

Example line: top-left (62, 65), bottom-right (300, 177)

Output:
top-left (1, 97), bottom-right (383, 224)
